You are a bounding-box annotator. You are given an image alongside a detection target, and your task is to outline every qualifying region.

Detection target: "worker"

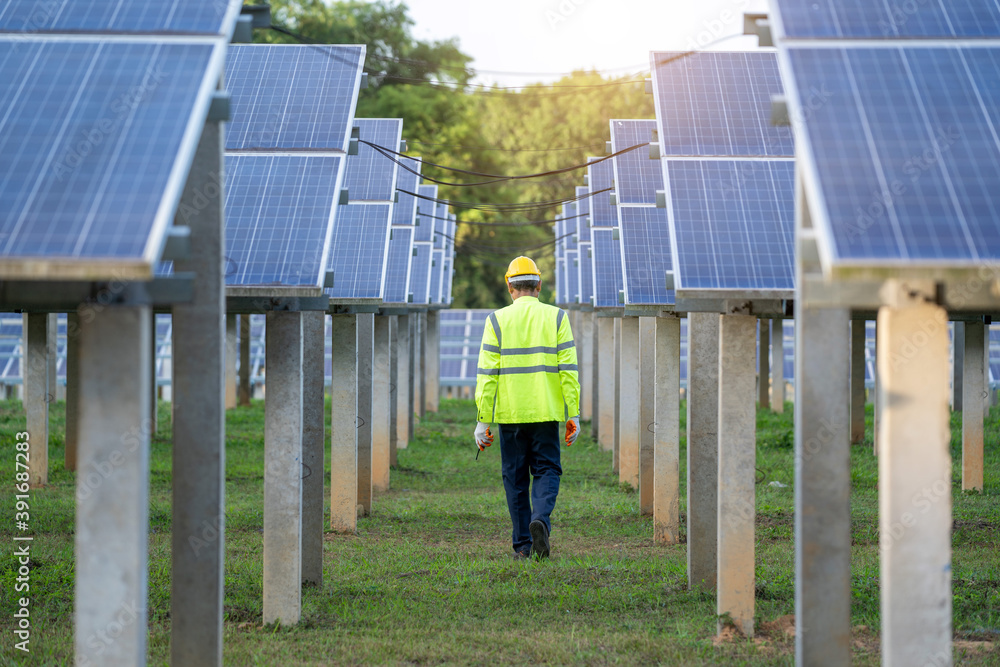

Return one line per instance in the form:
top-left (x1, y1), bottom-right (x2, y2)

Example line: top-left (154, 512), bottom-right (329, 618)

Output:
top-left (474, 256), bottom-right (581, 560)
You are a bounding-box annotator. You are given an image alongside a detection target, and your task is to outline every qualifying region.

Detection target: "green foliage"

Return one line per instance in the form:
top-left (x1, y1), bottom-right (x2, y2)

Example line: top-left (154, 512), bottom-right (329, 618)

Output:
top-left (255, 1), bottom-right (654, 309)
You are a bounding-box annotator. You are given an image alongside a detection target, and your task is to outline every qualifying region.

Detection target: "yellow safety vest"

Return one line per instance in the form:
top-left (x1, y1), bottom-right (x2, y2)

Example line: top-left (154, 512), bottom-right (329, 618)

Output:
top-left (474, 296), bottom-right (580, 424)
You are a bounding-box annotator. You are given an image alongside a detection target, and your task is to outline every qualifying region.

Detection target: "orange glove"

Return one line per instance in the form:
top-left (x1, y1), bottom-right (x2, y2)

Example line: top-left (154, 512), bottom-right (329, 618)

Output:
top-left (565, 416), bottom-right (579, 446)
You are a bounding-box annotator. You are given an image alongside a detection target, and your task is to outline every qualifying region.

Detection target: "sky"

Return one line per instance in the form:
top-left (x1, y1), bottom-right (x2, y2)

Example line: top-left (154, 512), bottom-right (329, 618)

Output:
top-left (402, 0), bottom-right (770, 86)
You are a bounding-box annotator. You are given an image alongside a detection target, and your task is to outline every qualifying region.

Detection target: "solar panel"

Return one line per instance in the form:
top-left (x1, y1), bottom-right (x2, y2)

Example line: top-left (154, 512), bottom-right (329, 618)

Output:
top-left (429, 248), bottom-right (444, 304)
top-left (649, 51), bottom-right (793, 157)
top-left (592, 227), bottom-right (623, 308)
top-left (665, 158), bottom-right (795, 292)
top-left (620, 206), bottom-right (675, 305)
top-left (610, 120), bottom-right (660, 205)
top-left (224, 154), bottom-right (343, 286)
top-left (556, 256), bottom-right (567, 305)
top-left (575, 186), bottom-right (592, 243)
top-left (578, 242), bottom-right (594, 306)
top-left (0, 0), bottom-right (241, 35)
top-left (771, 0), bottom-right (1000, 40)
top-left (587, 157), bottom-right (617, 226)
top-left (564, 213), bottom-right (578, 251)
top-left (442, 256), bottom-right (453, 305)
top-left (433, 199), bottom-right (446, 250)
top-left (783, 45), bottom-right (1000, 267)
top-left (0, 39), bottom-right (222, 277)
top-left (566, 249), bottom-right (579, 303)
top-left (382, 225), bottom-right (412, 304)
top-left (225, 45), bottom-right (365, 152)
top-left (326, 203), bottom-right (392, 300)
top-left (392, 156), bottom-right (421, 225)
top-left (414, 184), bottom-right (437, 242)
top-left (344, 118), bottom-right (401, 202)
top-left (409, 243), bottom-right (432, 305)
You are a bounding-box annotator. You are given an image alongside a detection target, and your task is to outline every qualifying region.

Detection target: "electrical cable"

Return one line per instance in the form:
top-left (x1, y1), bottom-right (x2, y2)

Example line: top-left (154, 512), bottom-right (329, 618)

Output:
top-left (401, 186), bottom-right (610, 213)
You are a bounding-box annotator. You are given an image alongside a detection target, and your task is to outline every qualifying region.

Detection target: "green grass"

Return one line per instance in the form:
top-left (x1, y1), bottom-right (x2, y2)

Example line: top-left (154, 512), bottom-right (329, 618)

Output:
top-left (2, 396), bottom-right (1000, 665)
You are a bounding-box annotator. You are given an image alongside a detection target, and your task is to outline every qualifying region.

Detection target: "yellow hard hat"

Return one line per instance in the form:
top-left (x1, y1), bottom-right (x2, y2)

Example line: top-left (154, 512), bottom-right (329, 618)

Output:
top-left (504, 256), bottom-right (541, 282)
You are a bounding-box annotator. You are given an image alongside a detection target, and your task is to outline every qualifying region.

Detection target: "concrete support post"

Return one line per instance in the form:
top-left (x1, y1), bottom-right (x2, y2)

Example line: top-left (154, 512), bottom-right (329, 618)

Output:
top-left (24, 313), bottom-right (49, 486)
top-left (397, 314), bottom-right (412, 450)
top-left (639, 317), bottom-right (655, 514)
top-left (771, 317), bottom-right (785, 413)
top-left (424, 310), bottom-right (440, 413)
top-left (357, 313), bottom-right (374, 516)
top-left (408, 315), bottom-right (417, 439)
top-left (758, 318), bottom-right (770, 409)
top-left (65, 312), bottom-right (80, 471)
top-left (225, 314), bottom-right (237, 410)
top-left (716, 313), bottom-right (757, 638)
top-left (596, 317), bottom-right (615, 451)
top-left (963, 320), bottom-right (985, 491)
top-left (591, 312), bottom-right (601, 435)
top-left (851, 319), bottom-right (867, 444)
top-left (579, 312), bottom-right (594, 421)
top-left (953, 321), bottom-right (965, 411)
top-left (330, 314), bottom-right (358, 533)
top-left (238, 314), bottom-right (251, 406)
top-left (150, 312), bottom-right (158, 435)
top-left (301, 311), bottom-right (325, 586)
top-left (389, 316), bottom-right (399, 466)
top-left (877, 294), bottom-right (951, 667)
top-left (263, 311), bottom-right (303, 625)
top-left (617, 317), bottom-right (635, 481)
top-left (794, 306), bottom-right (851, 664)
top-left (614, 318), bottom-right (622, 473)
top-left (47, 312), bottom-right (57, 402)
top-left (654, 316), bottom-right (681, 543)
top-left (687, 312), bottom-right (719, 591)
top-left (373, 316), bottom-right (391, 493)
top-left (170, 115), bottom-right (227, 664)
top-left (75, 306), bottom-right (150, 665)
top-left (415, 312), bottom-right (425, 419)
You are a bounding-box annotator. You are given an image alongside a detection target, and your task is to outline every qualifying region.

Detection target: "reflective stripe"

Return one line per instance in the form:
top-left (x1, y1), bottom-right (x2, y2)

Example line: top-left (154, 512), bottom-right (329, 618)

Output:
top-left (557, 309), bottom-right (565, 329)
top-left (489, 313), bottom-right (502, 348)
top-left (500, 345), bottom-right (558, 355)
top-left (482, 344), bottom-right (500, 354)
top-left (481, 364), bottom-right (580, 376)
top-left (477, 367), bottom-right (500, 376)
top-left (558, 364), bottom-right (578, 372)
top-left (556, 340), bottom-right (575, 352)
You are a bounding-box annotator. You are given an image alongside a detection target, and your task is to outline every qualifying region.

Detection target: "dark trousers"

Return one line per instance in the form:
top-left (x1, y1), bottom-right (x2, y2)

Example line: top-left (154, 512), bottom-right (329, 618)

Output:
top-left (498, 421), bottom-right (562, 553)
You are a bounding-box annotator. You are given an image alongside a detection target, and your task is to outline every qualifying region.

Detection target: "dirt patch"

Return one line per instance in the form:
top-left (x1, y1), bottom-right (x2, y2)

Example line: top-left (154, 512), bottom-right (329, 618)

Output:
top-left (954, 640), bottom-right (996, 655)
top-left (758, 614), bottom-right (796, 639)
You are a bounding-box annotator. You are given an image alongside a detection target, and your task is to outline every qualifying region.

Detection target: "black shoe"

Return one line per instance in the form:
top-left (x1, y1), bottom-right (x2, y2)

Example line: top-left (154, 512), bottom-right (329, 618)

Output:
top-left (529, 520), bottom-right (550, 559)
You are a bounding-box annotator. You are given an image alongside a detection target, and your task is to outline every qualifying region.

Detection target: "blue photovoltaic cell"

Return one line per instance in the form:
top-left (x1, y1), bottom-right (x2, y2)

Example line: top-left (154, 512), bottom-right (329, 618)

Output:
top-left (433, 200), bottom-right (446, 249)
top-left (556, 256), bottom-right (567, 305)
top-left (392, 156), bottom-right (421, 226)
top-left (326, 203), bottom-right (392, 300)
top-left (410, 243), bottom-right (432, 304)
top-left (578, 242), bottom-right (594, 306)
top-left (772, 0), bottom-right (1000, 39)
top-left (442, 256), bottom-right (453, 305)
top-left (650, 51), bottom-right (793, 157)
top-left (587, 158), bottom-right (617, 226)
top-left (225, 45), bottom-right (363, 151)
top-left (667, 159), bottom-right (795, 291)
top-left (576, 186), bottom-right (591, 243)
top-left (224, 154), bottom-right (342, 286)
top-left (345, 118), bottom-right (401, 202)
top-left (566, 249), bottom-right (579, 303)
top-left (592, 228), bottom-right (623, 308)
top-left (382, 225), bottom-right (413, 304)
top-left (414, 185), bottom-right (437, 242)
top-left (787, 46), bottom-right (1000, 264)
top-left (620, 207), bottom-right (675, 305)
top-left (429, 248), bottom-right (443, 304)
top-left (610, 119), bottom-right (660, 205)
top-left (0, 0), bottom-right (240, 34)
top-left (565, 214), bottom-right (578, 251)
top-left (0, 40), bottom-right (215, 264)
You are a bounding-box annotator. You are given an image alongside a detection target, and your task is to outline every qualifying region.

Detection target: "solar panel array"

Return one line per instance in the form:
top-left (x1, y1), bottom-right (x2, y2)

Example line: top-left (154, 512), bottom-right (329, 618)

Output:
top-left (575, 186), bottom-right (594, 306)
top-left (382, 157), bottom-right (421, 305)
top-left (587, 157), bottom-right (618, 226)
top-left (0, 1), bottom-right (241, 279)
top-left (223, 44), bottom-right (365, 290)
top-left (610, 119), bottom-right (675, 306)
top-left (771, 14), bottom-right (1000, 271)
top-left (592, 227), bottom-right (624, 308)
top-left (650, 51), bottom-right (796, 296)
top-left (344, 119), bottom-right (401, 202)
